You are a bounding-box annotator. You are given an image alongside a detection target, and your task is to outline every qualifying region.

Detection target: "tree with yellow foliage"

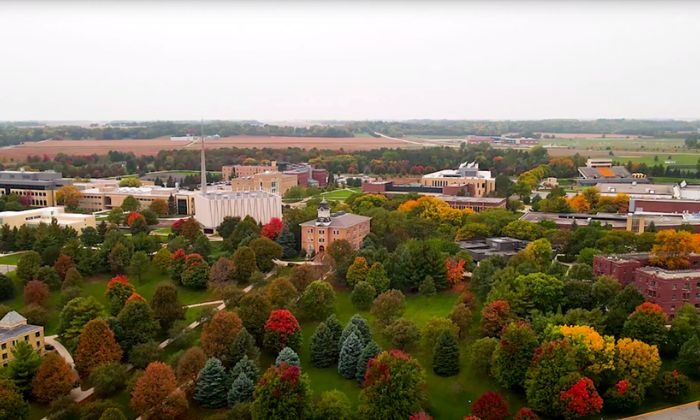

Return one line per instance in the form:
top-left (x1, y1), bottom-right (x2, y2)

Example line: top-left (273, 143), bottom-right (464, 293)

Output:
top-left (398, 196), bottom-right (472, 225)
top-left (566, 194), bottom-right (590, 213)
top-left (56, 185), bottom-right (81, 211)
top-left (650, 229), bottom-right (699, 269)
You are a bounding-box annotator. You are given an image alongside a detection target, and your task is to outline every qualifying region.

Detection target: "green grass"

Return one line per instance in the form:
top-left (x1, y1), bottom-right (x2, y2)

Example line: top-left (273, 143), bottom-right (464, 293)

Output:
top-left (313, 187), bottom-right (360, 202)
top-left (650, 176), bottom-right (700, 184)
top-left (542, 137), bottom-right (685, 151)
top-left (153, 227), bottom-right (173, 235)
top-left (0, 252), bottom-right (27, 265)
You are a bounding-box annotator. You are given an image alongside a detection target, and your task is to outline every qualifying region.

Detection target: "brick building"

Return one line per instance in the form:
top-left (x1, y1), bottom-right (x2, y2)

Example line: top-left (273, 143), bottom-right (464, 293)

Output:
top-left (299, 200), bottom-right (371, 255)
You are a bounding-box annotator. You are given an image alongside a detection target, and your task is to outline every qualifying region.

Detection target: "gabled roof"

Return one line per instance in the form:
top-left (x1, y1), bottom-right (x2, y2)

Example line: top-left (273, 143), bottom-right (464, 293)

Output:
top-left (0, 311), bottom-right (26, 326)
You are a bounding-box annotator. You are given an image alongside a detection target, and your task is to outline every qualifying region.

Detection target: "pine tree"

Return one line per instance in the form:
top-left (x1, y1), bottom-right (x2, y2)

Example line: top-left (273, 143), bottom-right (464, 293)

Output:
top-left (339, 314), bottom-right (371, 351)
top-left (168, 194), bottom-right (177, 215)
top-left (275, 347), bottom-right (300, 367)
top-left (194, 358), bottom-right (229, 408)
top-left (432, 331), bottom-right (460, 377)
top-left (419, 276), bottom-right (436, 296)
top-left (338, 332), bottom-right (363, 379)
top-left (227, 372), bottom-right (254, 406)
top-left (356, 341), bottom-right (381, 383)
top-left (325, 314), bottom-right (343, 350)
top-left (310, 322), bottom-right (337, 368)
top-left (227, 327), bottom-right (260, 366)
top-left (276, 225), bottom-right (298, 259)
top-left (6, 341), bottom-right (41, 395)
top-left (230, 355), bottom-right (260, 383)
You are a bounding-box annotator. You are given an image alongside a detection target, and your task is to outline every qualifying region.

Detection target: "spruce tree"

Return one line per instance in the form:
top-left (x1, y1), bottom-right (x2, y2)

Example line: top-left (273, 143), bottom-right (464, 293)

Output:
top-left (339, 315), bottom-right (371, 352)
top-left (338, 332), bottom-right (362, 379)
top-left (228, 327), bottom-right (259, 366)
top-left (419, 276), bottom-right (436, 296)
top-left (325, 314), bottom-right (343, 356)
top-left (275, 225), bottom-right (297, 259)
top-left (356, 341), bottom-right (381, 383)
top-left (227, 372), bottom-right (254, 406)
top-left (310, 322), bottom-right (337, 368)
top-left (432, 331), bottom-right (460, 377)
top-left (275, 347), bottom-right (300, 367)
top-left (230, 355), bottom-right (260, 383)
top-left (194, 358), bottom-right (229, 408)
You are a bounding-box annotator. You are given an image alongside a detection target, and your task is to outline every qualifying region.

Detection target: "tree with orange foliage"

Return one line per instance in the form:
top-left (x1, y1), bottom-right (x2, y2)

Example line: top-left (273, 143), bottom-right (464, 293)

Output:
top-left (31, 352), bottom-right (75, 403)
top-left (74, 319), bottom-right (123, 379)
top-left (53, 254), bottom-right (74, 281)
top-left (622, 302), bottom-right (668, 346)
top-left (106, 275), bottom-right (136, 316)
top-left (567, 194), bottom-right (590, 213)
top-left (201, 310), bottom-right (243, 363)
top-left (130, 362), bottom-right (188, 419)
top-left (480, 300), bottom-right (512, 337)
top-left (24, 280), bottom-right (49, 306)
top-left (445, 258), bottom-right (465, 287)
top-left (650, 229), bottom-right (699, 269)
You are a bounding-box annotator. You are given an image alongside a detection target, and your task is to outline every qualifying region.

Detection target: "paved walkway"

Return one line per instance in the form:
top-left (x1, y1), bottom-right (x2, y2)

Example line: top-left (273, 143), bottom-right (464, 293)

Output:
top-left (0, 264), bottom-right (16, 274)
top-left (623, 401), bottom-right (699, 419)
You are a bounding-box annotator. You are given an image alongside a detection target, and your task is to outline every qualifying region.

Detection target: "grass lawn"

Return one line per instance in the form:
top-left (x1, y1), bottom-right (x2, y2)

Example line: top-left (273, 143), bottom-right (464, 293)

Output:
top-left (153, 227), bottom-right (173, 235)
top-left (543, 137), bottom-right (684, 151)
top-left (299, 290), bottom-right (526, 419)
top-left (0, 252), bottom-right (27, 265)
top-left (314, 187), bottom-right (360, 202)
top-left (617, 153), bottom-right (700, 167)
top-left (650, 176), bottom-right (700, 184)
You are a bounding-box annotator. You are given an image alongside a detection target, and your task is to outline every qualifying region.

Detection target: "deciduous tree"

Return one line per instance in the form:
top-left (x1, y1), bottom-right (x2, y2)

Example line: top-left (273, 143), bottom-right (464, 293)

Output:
top-left (31, 352), bottom-right (74, 404)
top-left (480, 300), bottom-right (512, 337)
top-left (74, 319), bottom-right (123, 379)
top-left (371, 289), bottom-right (405, 326)
top-left (471, 391), bottom-right (509, 420)
top-left (650, 229), bottom-right (699, 269)
top-left (351, 281), bottom-right (376, 310)
top-left (130, 362), bottom-right (186, 418)
top-left (237, 292), bottom-right (272, 340)
top-left (266, 277), bottom-right (298, 309)
top-left (263, 309), bottom-right (301, 352)
top-left (208, 257), bottom-right (235, 284)
top-left (346, 256), bottom-right (369, 287)
top-left (201, 310), bottom-right (243, 361)
top-left (151, 283), bottom-right (185, 331)
top-left (297, 280), bottom-right (336, 320)
top-left (232, 246), bottom-right (257, 284)
top-left (23, 280), bottom-right (49, 307)
top-left (117, 299), bottom-right (159, 351)
top-left (176, 347), bottom-right (206, 394)
top-left (251, 363), bottom-right (311, 420)
top-left (0, 378), bottom-right (28, 420)
top-left (385, 318), bottom-right (421, 350)
top-left (250, 237), bottom-right (283, 272)
top-left (622, 302), bottom-right (668, 347)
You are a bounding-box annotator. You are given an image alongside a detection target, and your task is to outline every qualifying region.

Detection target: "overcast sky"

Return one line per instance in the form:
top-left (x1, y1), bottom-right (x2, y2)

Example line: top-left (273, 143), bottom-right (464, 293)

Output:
top-left (1, 1), bottom-right (699, 121)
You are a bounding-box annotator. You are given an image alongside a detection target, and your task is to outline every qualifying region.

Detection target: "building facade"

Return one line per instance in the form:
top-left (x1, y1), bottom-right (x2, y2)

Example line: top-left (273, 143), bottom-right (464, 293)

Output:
top-left (230, 171), bottom-right (297, 195)
top-left (420, 162), bottom-right (495, 197)
top-left (0, 311), bottom-right (44, 367)
top-left (75, 183), bottom-right (196, 215)
top-left (222, 162), bottom-right (278, 181)
top-left (0, 206), bottom-right (96, 231)
top-left (194, 190), bottom-right (282, 233)
top-left (299, 201), bottom-right (371, 255)
top-left (0, 170), bottom-right (71, 207)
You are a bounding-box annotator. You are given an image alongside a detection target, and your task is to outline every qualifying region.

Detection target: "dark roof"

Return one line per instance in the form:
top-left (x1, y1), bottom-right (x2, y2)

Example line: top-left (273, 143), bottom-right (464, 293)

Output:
top-left (300, 212), bottom-right (370, 228)
top-left (0, 324), bottom-right (41, 342)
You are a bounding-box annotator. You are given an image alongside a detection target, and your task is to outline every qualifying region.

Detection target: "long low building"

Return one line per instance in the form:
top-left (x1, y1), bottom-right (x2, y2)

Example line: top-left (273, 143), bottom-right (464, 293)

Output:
top-left (75, 182), bottom-right (196, 215)
top-left (0, 170), bottom-right (71, 207)
top-left (0, 206), bottom-right (95, 231)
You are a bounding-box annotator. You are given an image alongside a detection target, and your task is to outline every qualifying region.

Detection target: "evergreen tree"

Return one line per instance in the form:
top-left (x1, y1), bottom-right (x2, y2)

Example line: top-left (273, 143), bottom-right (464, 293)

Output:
top-left (325, 314), bottom-right (344, 355)
top-left (310, 322), bottom-right (337, 368)
top-left (275, 347), bottom-right (300, 367)
top-left (338, 332), bottom-right (363, 379)
top-left (227, 328), bottom-right (260, 366)
top-left (339, 314), bottom-right (371, 351)
top-left (230, 355), bottom-right (260, 383)
top-left (194, 358), bottom-right (229, 408)
top-left (276, 225), bottom-right (297, 259)
top-left (432, 331), bottom-right (460, 377)
top-left (167, 194), bottom-right (177, 215)
top-left (227, 372), bottom-right (254, 406)
top-left (356, 341), bottom-right (381, 383)
top-left (6, 341), bottom-right (41, 395)
top-left (419, 275), bottom-right (437, 296)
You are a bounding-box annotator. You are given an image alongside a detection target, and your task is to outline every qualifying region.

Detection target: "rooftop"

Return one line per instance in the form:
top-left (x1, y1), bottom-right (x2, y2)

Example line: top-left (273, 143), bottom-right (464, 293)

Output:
top-left (637, 266), bottom-right (700, 279)
top-left (596, 183), bottom-right (674, 196)
top-left (578, 166), bottom-right (632, 180)
top-left (300, 211), bottom-right (370, 228)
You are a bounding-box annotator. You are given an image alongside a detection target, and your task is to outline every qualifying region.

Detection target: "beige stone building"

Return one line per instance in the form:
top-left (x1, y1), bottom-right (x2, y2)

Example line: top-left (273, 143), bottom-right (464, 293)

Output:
top-left (300, 201), bottom-right (371, 255)
top-left (0, 206), bottom-right (96, 231)
top-left (230, 171), bottom-right (297, 195)
top-left (75, 182), bottom-right (196, 215)
top-left (0, 311), bottom-right (44, 367)
top-left (420, 162), bottom-right (495, 197)
top-left (222, 161), bottom-right (278, 181)
top-left (0, 170), bottom-right (71, 207)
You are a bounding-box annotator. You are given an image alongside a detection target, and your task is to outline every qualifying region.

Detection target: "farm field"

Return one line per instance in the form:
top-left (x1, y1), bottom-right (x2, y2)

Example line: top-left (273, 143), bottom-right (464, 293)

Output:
top-left (0, 136), bottom-right (409, 161)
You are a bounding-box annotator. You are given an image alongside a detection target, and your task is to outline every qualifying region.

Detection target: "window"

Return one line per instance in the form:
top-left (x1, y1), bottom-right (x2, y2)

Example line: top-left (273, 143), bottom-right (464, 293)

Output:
top-left (1, 354), bottom-right (6, 360)
top-left (35, 332), bottom-right (40, 338)
top-left (36, 341), bottom-right (41, 348)
top-left (1, 343), bottom-right (5, 350)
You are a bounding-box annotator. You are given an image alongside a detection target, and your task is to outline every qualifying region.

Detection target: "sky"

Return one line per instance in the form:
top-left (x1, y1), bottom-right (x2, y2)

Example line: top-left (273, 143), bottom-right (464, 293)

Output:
top-left (1, 1), bottom-right (699, 122)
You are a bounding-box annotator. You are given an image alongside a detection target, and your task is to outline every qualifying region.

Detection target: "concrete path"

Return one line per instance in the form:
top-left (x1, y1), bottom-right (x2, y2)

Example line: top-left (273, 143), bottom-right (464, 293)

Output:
top-left (273, 259), bottom-right (323, 266)
top-left (45, 335), bottom-right (75, 368)
top-left (623, 401), bottom-right (699, 419)
top-left (184, 300), bottom-right (224, 309)
top-left (0, 264), bottom-right (16, 274)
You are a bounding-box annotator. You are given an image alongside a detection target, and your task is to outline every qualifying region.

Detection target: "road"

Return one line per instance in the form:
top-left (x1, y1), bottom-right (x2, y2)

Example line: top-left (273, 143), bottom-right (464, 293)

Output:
top-left (373, 132), bottom-right (445, 147)
top-left (623, 402), bottom-right (699, 419)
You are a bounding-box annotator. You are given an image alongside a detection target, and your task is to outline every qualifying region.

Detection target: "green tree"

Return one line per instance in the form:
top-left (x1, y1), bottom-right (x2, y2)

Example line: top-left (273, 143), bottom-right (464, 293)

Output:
top-left (275, 225), bottom-right (297, 259)
top-left (152, 248), bottom-right (172, 275)
top-left (366, 262), bottom-right (390, 293)
top-left (181, 255), bottom-right (209, 289)
top-left (297, 280), bottom-right (336, 321)
top-left (6, 341), bottom-right (41, 395)
top-left (275, 347), bottom-right (300, 367)
top-left (232, 246), bottom-right (257, 284)
top-left (266, 277), bottom-right (298, 309)
top-left (226, 216), bottom-right (260, 251)
top-left (127, 251), bottom-right (149, 283)
top-left (98, 408), bottom-right (127, 420)
top-left (59, 296), bottom-right (104, 349)
top-left (228, 328), bottom-right (260, 367)
top-left (312, 390), bottom-right (352, 420)
top-left (151, 283), bottom-right (185, 331)
top-left (251, 363), bottom-right (311, 420)
top-left (339, 314), bottom-right (372, 349)
top-left (216, 216), bottom-right (240, 239)
top-left (0, 378), bottom-right (28, 420)
top-left (622, 303), bottom-right (668, 347)
top-left (338, 332), bottom-right (363, 379)
top-left (108, 242), bottom-right (131, 274)
top-left (16, 251), bottom-right (41, 284)
top-left (121, 196), bottom-right (140, 212)
top-left (385, 318), bottom-right (421, 350)
top-left (0, 273), bottom-right (14, 300)
top-left (351, 281), bottom-right (375, 310)
top-left (107, 207), bottom-right (124, 225)
top-left (117, 299), bottom-right (159, 351)
top-left (227, 372), bottom-right (254, 406)
top-left (230, 355), bottom-right (261, 384)
top-left (356, 341), bottom-right (381, 383)
top-left (194, 358), bottom-right (229, 408)
top-left (371, 289), bottom-right (405, 326)
top-left (678, 334), bottom-right (700, 378)
top-left (310, 322), bottom-right (337, 368)
top-left (418, 276), bottom-right (436, 296)
top-left (89, 362), bottom-right (129, 398)
top-left (469, 337), bottom-right (498, 375)
top-left (237, 292), bottom-right (272, 340)
top-left (249, 237), bottom-right (283, 272)
top-left (432, 330), bottom-right (460, 377)
top-left (491, 321), bottom-right (539, 389)
top-left (346, 257), bottom-right (369, 287)
top-left (525, 340), bottom-right (578, 417)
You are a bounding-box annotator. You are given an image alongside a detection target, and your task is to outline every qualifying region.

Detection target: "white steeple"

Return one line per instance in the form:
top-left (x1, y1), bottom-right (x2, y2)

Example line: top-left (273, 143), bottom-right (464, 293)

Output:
top-left (200, 121), bottom-right (207, 195)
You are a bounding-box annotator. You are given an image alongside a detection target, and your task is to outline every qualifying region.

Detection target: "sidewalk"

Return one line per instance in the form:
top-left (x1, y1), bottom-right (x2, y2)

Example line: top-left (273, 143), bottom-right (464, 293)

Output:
top-left (623, 402), bottom-right (699, 420)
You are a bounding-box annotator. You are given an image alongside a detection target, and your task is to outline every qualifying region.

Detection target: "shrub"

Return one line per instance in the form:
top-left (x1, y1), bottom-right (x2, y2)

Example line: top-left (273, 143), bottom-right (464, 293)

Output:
top-left (89, 363), bottom-right (128, 398)
top-left (472, 391), bottom-right (509, 420)
top-left (657, 370), bottom-right (691, 402)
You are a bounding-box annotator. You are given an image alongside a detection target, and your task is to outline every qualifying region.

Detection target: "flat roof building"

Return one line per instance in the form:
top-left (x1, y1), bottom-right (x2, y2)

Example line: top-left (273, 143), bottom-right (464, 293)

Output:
top-left (0, 170), bottom-right (72, 207)
top-left (231, 171), bottom-right (298, 195)
top-left (0, 311), bottom-right (44, 367)
top-left (458, 237), bottom-right (529, 261)
top-left (420, 162), bottom-right (495, 197)
top-left (0, 206), bottom-right (96, 231)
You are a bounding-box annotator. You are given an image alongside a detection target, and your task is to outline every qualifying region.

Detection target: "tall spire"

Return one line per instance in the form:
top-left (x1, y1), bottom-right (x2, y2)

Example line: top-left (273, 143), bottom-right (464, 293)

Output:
top-left (200, 120), bottom-right (207, 195)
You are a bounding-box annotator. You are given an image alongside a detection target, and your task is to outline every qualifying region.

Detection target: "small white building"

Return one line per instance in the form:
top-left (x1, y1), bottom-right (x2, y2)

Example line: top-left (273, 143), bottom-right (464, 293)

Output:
top-left (0, 206), bottom-right (96, 231)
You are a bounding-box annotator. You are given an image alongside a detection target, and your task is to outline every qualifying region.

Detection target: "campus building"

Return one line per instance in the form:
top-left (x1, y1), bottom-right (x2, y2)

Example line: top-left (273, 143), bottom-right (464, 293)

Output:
top-left (0, 206), bottom-right (96, 231)
top-left (222, 161), bottom-right (279, 181)
top-left (230, 171), bottom-right (297, 195)
top-left (577, 159), bottom-right (647, 186)
top-left (458, 237), bottom-right (529, 261)
top-left (300, 200), bottom-right (371, 255)
top-left (420, 162), bottom-right (495, 197)
top-left (593, 253), bottom-right (700, 315)
top-left (0, 170), bottom-right (72, 207)
top-left (75, 182), bottom-right (196, 215)
top-left (0, 311), bottom-right (44, 367)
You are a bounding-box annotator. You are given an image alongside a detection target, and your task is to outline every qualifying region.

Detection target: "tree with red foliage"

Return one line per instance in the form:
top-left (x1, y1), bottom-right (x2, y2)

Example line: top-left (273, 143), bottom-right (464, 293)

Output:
top-left (24, 280), bottom-right (49, 306)
top-left (514, 407), bottom-right (540, 420)
top-left (105, 275), bottom-right (136, 315)
top-left (126, 212), bottom-right (144, 226)
top-left (126, 292), bottom-right (145, 303)
top-left (559, 376), bottom-right (603, 418)
top-left (410, 412), bottom-right (433, 420)
top-left (359, 350), bottom-right (427, 419)
top-left (53, 254), bottom-right (74, 281)
top-left (263, 309), bottom-right (302, 352)
top-left (622, 302), bottom-right (669, 346)
top-left (480, 300), bottom-right (512, 337)
top-left (130, 362), bottom-right (188, 418)
top-left (445, 258), bottom-right (466, 287)
top-left (261, 217), bottom-right (284, 240)
top-left (251, 362), bottom-right (311, 420)
top-left (471, 391), bottom-right (509, 420)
